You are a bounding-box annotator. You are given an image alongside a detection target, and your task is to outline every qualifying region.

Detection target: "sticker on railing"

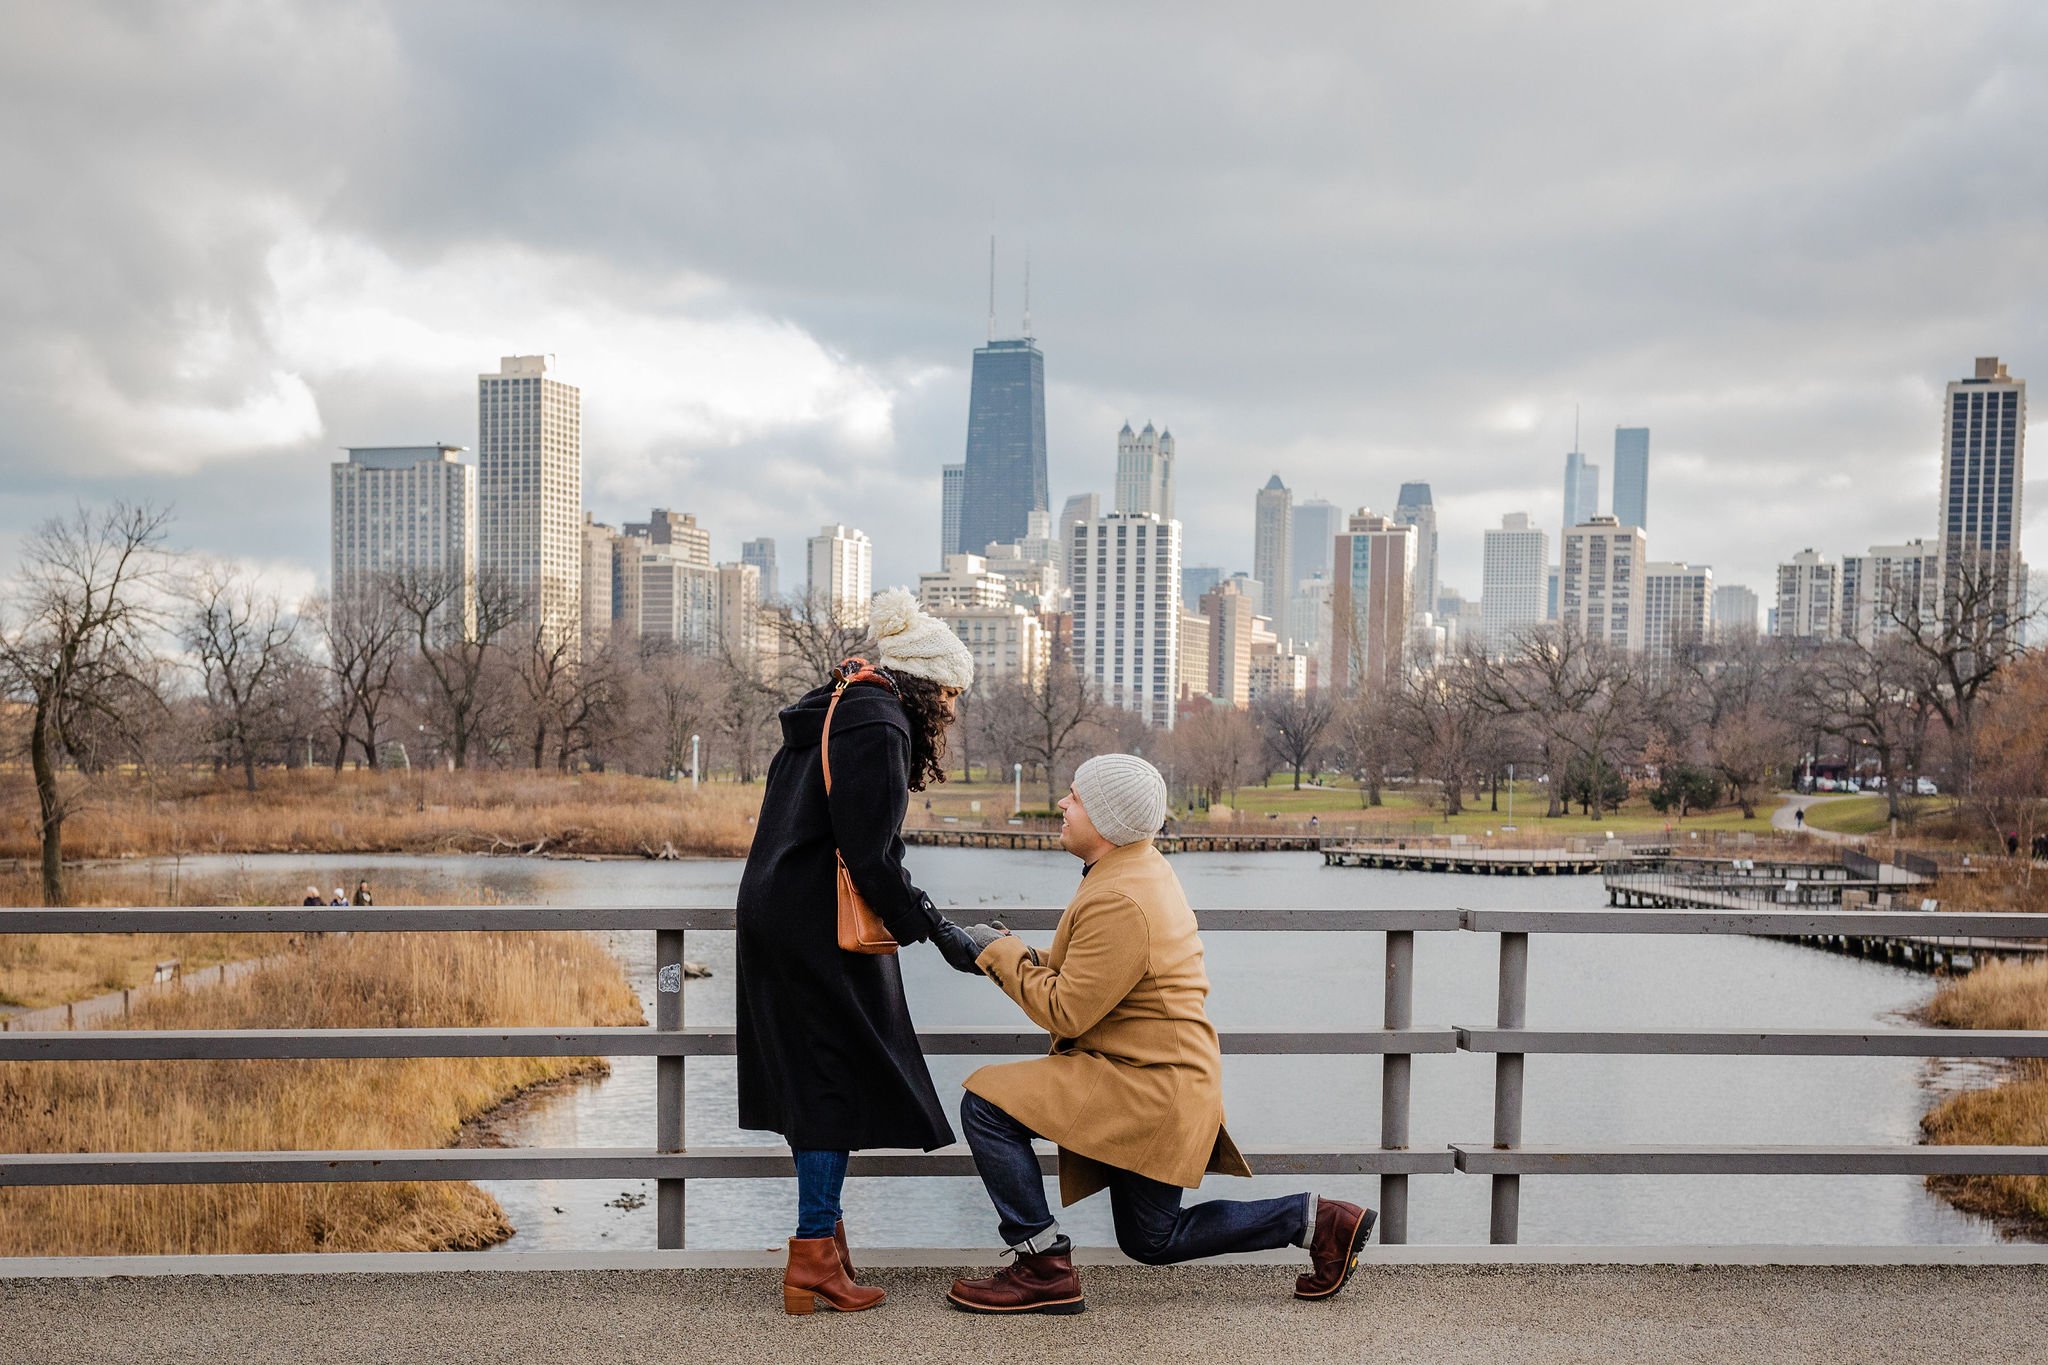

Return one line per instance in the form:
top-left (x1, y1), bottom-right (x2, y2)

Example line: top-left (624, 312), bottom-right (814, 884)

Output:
top-left (657, 963), bottom-right (683, 994)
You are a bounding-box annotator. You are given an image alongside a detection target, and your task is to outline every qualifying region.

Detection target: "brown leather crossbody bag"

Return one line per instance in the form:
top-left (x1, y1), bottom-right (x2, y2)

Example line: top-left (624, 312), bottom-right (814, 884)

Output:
top-left (822, 658), bottom-right (899, 955)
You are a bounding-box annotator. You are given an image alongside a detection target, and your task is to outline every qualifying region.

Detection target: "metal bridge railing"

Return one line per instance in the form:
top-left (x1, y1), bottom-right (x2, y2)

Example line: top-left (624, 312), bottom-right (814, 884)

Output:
top-left (2, 905), bottom-right (2047, 1253)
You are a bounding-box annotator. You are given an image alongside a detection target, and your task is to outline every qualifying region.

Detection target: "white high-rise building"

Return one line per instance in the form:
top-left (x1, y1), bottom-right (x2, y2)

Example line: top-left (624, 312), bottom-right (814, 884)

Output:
top-left (581, 514), bottom-right (617, 651)
top-left (918, 553), bottom-right (1011, 611)
top-left (1644, 562), bottom-right (1713, 658)
top-left (1711, 584), bottom-right (1760, 640)
top-left (478, 355), bottom-right (582, 647)
top-left (1253, 475), bottom-right (1292, 621)
top-left (1561, 516), bottom-right (1646, 651)
top-left (640, 548), bottom-right (721, 653)
top-left (1481, 512), bottom-right (1549, 652)
top-left (330, 446), bottom-right (477, 630)
top-left (1773, 549), bottom-right (1840, 641)
top-left (1115, 422), bottom-right (1175, 522)
top-left (940, 463), bottom-right (965, 565)
top-left (1939, 357), bottom-right (2027, 629)
top-left (807, 524), bottom-right (873, 626)
top-left (1841, 539), bottom-right (1940, 648)
top-left (717, 561), bottom-right (762, 659)
top-left (1071, 511), bottom-right (1181, 729)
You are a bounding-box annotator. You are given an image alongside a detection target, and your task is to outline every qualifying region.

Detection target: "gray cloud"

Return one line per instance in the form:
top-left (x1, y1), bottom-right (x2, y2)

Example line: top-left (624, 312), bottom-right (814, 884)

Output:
top-left (3, 0), bottom-right (2046, 605)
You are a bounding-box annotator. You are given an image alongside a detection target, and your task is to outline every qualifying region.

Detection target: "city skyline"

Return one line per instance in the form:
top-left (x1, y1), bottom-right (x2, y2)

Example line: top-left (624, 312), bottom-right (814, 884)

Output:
top-left (5, 7), bottom-right (2048, 618)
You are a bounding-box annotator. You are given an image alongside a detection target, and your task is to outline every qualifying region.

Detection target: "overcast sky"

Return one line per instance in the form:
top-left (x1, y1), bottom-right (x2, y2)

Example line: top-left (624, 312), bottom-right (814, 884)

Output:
top-left (5, 2), bottom-right (2047, 615)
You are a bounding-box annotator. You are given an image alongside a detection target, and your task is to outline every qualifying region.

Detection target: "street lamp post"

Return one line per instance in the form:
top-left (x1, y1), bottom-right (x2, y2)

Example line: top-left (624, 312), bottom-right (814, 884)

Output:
top-left (1013, 762), bottom-right (1022, 814)
top-left (690, 734), bottom-right (701, 791)
top-left (1503, 762), bottom-right (1516, 831)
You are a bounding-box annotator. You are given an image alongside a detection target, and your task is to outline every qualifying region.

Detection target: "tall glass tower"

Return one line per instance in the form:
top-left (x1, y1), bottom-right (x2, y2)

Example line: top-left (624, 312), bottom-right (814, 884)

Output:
top-left (1612, 427), bottom-right (1650, 529)
top-left (958, 337), bottom-right (1048, 556)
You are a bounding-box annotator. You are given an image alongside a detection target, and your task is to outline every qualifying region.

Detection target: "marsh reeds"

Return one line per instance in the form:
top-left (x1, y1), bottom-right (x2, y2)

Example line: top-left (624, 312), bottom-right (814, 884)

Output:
top-left (1921, 956), bottom-right (2048, 1234)
top-left (0, 927), bottom-right (643, 1254)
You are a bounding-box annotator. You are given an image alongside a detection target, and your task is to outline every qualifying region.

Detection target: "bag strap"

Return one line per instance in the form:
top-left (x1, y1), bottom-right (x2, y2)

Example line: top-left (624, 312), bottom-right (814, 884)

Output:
top-left (820, 657), bottom-right (896, 796)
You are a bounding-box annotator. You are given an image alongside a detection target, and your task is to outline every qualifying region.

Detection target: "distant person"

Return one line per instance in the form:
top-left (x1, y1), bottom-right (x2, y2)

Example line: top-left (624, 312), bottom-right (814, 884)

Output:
top-left (352, 880), bottom-right (374, 907)
top-left (946, 754), bottom-right (1373, 1315)
top-left (329, 888), bottom-right (348, 907)
top-left (735, 589), bottom-right (989, 1316)
top-left (1794, 808), bottom-right (1806, 830)
top-left (2007, 832), bottom-right (2021, 858)
top-left (301, 886), bottom-right (322, 907)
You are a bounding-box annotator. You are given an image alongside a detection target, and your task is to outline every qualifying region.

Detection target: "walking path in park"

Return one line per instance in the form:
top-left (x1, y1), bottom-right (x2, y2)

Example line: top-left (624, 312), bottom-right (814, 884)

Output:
top-left (1772, 792), bottom-right (1867, 843)
top-left (0, 951), bottom-right (282, 1032)
top-left (3, 1257), bottom-right (2045, 1364)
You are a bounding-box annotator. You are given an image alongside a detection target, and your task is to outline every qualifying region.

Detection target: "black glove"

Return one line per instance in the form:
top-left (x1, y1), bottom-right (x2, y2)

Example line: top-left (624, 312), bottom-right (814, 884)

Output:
top-left (929, 916), bottom-right (987, 974)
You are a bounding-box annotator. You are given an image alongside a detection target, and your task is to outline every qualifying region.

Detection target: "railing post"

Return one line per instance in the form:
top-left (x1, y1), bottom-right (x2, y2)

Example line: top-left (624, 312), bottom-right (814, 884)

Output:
top-left (1379, 929), bottom-right (1414, 1243)
top-left (655, 926), bottom-right (686, 1248)
top-left (1489, 931), bottom-right (1528, 1244)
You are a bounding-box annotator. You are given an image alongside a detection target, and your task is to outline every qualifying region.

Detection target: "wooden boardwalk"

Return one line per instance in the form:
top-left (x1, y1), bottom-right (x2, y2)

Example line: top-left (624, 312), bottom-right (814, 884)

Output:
top-left (902, 828), bottom-right (1325, 854)
top-left (1323, 846), bottom-right (1633, 875)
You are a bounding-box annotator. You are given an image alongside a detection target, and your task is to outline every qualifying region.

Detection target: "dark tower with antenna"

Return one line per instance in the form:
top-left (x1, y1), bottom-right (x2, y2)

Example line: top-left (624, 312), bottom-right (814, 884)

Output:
top-left (957, 239), bottom-right (1048, 555)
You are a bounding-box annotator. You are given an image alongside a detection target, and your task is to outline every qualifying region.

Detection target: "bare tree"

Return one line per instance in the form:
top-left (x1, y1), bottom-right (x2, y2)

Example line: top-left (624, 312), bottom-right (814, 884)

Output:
top-left (389, 566), bottom-right (524, 768)
top-left (1970, 651), bottom-right (2048, 876)
top-left (0, 503), bottom-right (171, 904)
top-left (1255, 689), bottom-right (1336, 790)
top-left (179, 560), bottom-right (300, 791)
top-left (636, 642), bottom-right (720, 779)
top-left (1392, 662), bottom-right (1496, 818)
top-left (1007, 667), bottom-right (1109, 805)
top-left (1883, 550), bottom-right (2035, 798)
top-left (312, 585), bottom-right (408, 768)
top-left (513, 617), bottom-right (579, 768)
top-left (769, 593), bottom-right (872, 684)
top-left (1470, 624), bottom-right (1640, 818)
top-left (1670, 637), bottom-right (1801, 819)
top-left (1327, 691), bottom-right (1401, 806)
top-left (557, 638), bottom-right (631, 771)
top-left (1807, 638), bottom-right (1932, 822)
top-left (1166, 704), bottom-right (1265, 807)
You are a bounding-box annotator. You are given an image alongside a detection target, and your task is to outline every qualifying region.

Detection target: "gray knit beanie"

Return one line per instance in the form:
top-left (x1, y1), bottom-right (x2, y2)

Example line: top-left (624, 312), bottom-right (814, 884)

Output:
top-left (1071, 754), bottom-right (1168, 847)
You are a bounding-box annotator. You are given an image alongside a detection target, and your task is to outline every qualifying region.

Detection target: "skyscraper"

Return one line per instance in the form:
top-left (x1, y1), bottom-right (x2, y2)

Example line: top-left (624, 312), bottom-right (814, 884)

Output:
top-left (1252, 474), bottom-right (1292, 621)
top-left (581, 514), bottom-right (616, 650)
top-left (1072, 511), bottom-right (1181, 729)
top-left (741, 537), bottom-right (778, 600)
top-left (807, 524), bottom-right (873, 626)
top-left (1939, 357), bottom-right (2027, 627)
top-left (330, 444), bottom-right (476, 633)
top-left (1289, 499), bottom-right (1342, 590)
top-left (1711, 585), bottom-right (1761, 640)
top-left (1773, 549), bottom-right (1839, 640)
top-left (1561, 516), bottom-right (1646, 651)
top-left (1056, 493), bottom-right (1100, 590)
top-left (1181, 565), bottom-right (1224, 608)
top-left (1199, 578), bottom-right (1259, 709)
top-left (478, 355), bottom-right (582, 646)
top-left (1393, 482), bottom-right (1438, 620)
top-left (1563, 448), bottom-right (1600, 531)
top-left (1643, 562), bottom-right (1712, 658)
top-left (1612, 427), bottom-right (1650, 529)
top-left (624, 509), bottom-right (711, 565)
top-left (1841, 540), bottom-right (1940, 647)
top-left (958, 337), bottom-right (1048, 555)
top-left (1328, 510), bottom-right (1416, 694)
top-left (1115, 422), bottom-right (1175, 522)
top-left (1481, 512), bottom-right (1548, 652)
top-left (940, 463), bottom-right (964, 564)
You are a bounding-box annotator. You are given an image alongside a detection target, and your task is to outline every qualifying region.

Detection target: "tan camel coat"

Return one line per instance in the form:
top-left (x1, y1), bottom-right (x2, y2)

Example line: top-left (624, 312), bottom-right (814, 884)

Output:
top-left (964, 839), bottom-right (1251, 1206)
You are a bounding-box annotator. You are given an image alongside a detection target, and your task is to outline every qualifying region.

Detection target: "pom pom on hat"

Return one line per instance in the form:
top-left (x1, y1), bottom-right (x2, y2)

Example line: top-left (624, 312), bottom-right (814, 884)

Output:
top-left (871, 588), bottom-right (974, 691)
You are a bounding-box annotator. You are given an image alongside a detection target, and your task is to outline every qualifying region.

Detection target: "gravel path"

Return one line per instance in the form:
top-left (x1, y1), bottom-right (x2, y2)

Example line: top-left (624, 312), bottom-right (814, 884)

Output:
top-left (6, 1264), bottom-right (2046, 1364)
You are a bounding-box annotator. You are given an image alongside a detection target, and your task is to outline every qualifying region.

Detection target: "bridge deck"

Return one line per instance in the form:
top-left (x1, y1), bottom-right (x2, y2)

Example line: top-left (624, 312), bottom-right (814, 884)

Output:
top-left (4, 1260), bottom-right (2043, 1364)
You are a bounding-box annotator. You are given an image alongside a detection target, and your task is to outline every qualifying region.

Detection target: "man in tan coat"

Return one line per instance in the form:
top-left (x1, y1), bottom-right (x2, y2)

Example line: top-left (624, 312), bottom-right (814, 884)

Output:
top-left (947, 753), bottom-right (1374, 1315)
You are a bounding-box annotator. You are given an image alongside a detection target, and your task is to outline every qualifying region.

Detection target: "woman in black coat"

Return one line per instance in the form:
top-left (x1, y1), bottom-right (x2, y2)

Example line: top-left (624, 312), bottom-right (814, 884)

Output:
top-left (736, 591), bottom-right (994, 1314)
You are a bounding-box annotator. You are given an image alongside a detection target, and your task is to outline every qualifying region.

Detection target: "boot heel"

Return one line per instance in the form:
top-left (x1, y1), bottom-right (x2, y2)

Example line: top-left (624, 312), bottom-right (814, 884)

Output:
top-left (783, 1286), bottom-right (817, 1315)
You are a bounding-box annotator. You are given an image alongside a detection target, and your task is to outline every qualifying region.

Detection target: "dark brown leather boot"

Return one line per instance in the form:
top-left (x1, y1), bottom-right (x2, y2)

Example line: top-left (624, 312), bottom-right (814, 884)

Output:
top-left (783, 1234), bottom-right (886, 1315)
top-left (1294, 1199), bottom-right (1375, 1300)
top-left (948, 1238), bottom-right (1086, 1315)
top-left (833, 1219), bottom-right (855, 1278)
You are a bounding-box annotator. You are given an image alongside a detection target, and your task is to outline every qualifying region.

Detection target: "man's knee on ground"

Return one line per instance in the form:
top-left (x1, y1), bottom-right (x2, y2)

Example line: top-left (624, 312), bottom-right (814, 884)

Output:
top-left (1115, 1220), bottom-right (1178, 1266)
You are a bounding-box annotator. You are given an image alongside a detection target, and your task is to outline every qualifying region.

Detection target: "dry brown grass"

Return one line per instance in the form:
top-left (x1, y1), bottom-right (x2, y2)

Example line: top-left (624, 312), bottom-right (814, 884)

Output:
top-left (0, 869), bottom-right (493, 1010)
top-left (0, 927), bottom-right (643, 1254)
top-left (0, 768), bottom-right (761, 862)
top-left (1920, 957), bottom-right (2048, 1234)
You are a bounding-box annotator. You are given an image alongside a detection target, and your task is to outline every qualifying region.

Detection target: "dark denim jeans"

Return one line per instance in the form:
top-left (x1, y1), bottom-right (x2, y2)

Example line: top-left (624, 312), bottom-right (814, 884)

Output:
top-left (792, 1147), bottom-right (848, 1239)
top-left (960, 1092), bottom-right (1309, 1262)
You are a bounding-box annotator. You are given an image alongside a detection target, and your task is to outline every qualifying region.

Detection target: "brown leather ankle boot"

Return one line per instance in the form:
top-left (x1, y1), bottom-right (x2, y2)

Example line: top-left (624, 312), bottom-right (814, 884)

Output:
top-left (833, 1219), bottom-right (855, 1278)
top-left (783, 1234), bottom-right (886, 1315)
top-left (948, 1238), bottom-right (1086, 1315)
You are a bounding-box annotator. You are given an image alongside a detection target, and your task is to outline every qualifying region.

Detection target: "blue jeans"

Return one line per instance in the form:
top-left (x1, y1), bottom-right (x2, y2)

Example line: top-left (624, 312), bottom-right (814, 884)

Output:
top-left (793, 1147), bottom-right (848, 1239)
top-left (960, 1092), bottom-right (1310, 1262)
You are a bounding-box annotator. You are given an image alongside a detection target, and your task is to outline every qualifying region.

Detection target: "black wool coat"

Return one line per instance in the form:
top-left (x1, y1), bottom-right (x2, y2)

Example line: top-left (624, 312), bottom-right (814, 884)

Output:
top-left (735, 682), bottom-right (953, 1151)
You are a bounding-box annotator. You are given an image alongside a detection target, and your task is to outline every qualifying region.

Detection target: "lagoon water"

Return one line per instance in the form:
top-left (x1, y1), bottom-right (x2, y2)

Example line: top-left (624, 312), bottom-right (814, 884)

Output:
top-left (183, 848), bottom-right (2009, 1249)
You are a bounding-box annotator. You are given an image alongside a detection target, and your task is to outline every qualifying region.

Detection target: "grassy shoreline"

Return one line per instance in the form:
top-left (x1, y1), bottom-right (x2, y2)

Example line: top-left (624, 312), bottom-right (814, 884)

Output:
top-left (0, 926), bottom-right (643, 1255)
top-left (1920, 957), bottom-right (2048, 1237)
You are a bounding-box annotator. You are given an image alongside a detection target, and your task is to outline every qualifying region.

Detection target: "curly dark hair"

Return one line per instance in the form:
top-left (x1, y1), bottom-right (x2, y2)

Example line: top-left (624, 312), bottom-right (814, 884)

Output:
top-left (891, 672), bottom-right (955, 793)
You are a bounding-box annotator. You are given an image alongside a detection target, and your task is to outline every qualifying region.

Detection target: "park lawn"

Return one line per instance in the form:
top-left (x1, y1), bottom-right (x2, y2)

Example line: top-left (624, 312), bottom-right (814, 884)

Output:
top-left (1801, 794), bottom-right (1951, 836)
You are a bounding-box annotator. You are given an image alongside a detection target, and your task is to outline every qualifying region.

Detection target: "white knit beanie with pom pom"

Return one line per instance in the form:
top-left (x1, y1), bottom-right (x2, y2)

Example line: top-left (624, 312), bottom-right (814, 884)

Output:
top-left (870, 588), bottom-right (974, 691)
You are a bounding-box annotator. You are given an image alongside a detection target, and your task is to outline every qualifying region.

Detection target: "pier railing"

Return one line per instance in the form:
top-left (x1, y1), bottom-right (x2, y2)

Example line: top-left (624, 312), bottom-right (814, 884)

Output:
top-left (2, 904), bottom-right (2047, 1255)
